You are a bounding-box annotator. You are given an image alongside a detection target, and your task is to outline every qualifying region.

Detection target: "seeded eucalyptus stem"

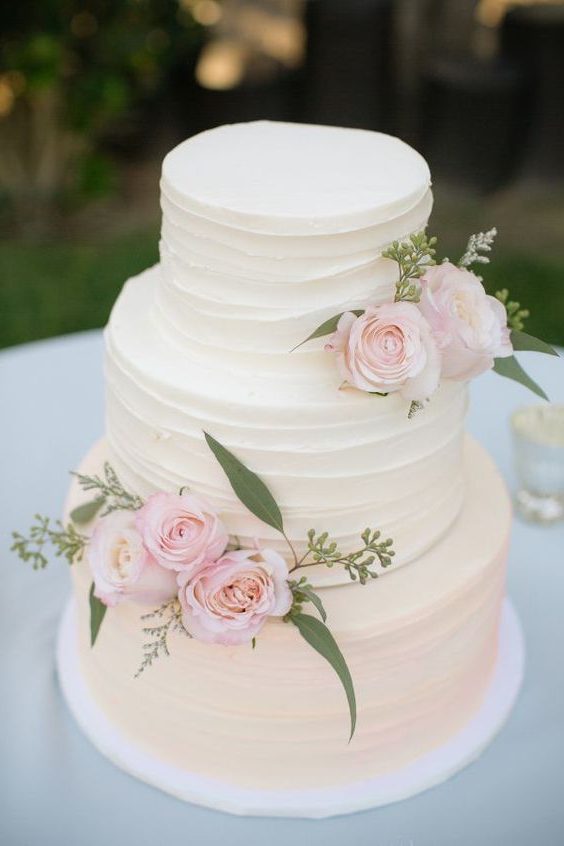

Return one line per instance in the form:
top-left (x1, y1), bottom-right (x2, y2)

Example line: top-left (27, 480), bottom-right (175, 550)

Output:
top-left (495, 288), bottom-right (530, 332)
top-left (287, 528), bottom-right (395, 584)
top-left (382, 232), bottom-right (437, 304)
top-left (288, 559), bottom-right (322, 573)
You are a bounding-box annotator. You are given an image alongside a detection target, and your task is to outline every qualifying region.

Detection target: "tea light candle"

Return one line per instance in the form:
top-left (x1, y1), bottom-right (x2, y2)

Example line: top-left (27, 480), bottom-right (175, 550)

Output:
top-left (511, 404), bottom-right (564, 523)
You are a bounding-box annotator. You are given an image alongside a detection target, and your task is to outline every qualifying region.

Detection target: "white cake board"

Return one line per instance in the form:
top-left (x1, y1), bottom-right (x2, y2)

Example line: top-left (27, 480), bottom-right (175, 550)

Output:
top-left (56, 599), bottom-right (525, 819)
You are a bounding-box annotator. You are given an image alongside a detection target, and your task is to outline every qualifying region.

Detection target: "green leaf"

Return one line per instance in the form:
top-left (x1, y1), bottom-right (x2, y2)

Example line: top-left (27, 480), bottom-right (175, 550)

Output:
top-left (70, 497), bottom-right (104, 525)
top-left (291, 613), bottom-right (356, 740)
top-left (204, 432), bottom-right (284, 533)
top-left (298, 584), bottom-right (327, 622)
top-left (291, 310), bottom-right (364, 352)
top-left (89, 583), bottom-right (107, 647)
top-left (510, 330), bottom-right (559, 357)
top-left (493, 356), bottom-right (548, 401)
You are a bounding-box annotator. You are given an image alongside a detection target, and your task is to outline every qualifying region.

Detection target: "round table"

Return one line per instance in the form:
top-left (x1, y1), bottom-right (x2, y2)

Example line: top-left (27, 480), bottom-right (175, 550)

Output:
top-left (1, 330), bottom-right (563, 845)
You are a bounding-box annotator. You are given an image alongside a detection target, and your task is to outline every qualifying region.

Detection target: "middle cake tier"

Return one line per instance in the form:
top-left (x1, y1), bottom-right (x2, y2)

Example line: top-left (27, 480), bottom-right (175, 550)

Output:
top-left (106, 265), bottom-right (467, 585)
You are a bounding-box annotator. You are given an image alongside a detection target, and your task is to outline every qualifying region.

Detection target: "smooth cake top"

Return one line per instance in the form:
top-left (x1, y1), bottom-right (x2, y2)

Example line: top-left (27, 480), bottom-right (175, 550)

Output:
top-left (161, 121), bottom-right (431, 235)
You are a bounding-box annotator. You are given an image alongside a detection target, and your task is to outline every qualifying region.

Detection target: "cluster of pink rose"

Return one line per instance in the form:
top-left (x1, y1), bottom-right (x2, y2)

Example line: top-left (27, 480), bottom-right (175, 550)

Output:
top-left (326, 263), bottom-right (513, 402)
top-left (88, 492), bottom-right (292, 645)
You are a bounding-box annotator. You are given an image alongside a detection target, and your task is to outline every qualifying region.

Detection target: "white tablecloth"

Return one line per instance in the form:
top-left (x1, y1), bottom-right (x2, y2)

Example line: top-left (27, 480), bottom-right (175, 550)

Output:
top-left (1, 330), bottom-right (563, 845)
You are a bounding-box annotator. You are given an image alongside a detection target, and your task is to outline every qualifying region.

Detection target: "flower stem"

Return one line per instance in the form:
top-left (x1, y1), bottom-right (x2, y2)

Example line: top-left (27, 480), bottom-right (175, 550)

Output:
top-left (288, 552), bottom-right (316, 573)
top-left (282, 531), bottom-right (299, 568)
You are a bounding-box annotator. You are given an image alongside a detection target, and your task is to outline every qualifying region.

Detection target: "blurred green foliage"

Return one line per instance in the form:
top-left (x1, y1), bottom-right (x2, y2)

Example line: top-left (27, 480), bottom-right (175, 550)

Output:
top-left (0, 1), bottom-right (201, 219)
top-left (2, 1), bottom-right (200, 127)
top-left (484, 256), bottom-right (564, 347)
top-left (0, 232), bottom-right (562, 350)
top-left (0, 229), bottom-right (158, 348)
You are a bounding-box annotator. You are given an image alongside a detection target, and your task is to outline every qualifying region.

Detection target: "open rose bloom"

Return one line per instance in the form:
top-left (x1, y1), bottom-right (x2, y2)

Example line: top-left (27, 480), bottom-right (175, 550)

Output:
top-left (178, 548), bottom-right (293, 645)
top-left (326, 301), bottom-right (441, 402)
top-left (419, 263), bottom-right (512, 380)
top-left (88, 510), bottom-right (178, 607)
top-left (136, 491), bottom-right (228, 575)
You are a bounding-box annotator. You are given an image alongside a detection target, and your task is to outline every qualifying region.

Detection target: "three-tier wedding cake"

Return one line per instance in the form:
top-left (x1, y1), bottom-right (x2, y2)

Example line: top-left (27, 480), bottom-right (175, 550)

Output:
top-left (57, 121), bottom-right (524, 817)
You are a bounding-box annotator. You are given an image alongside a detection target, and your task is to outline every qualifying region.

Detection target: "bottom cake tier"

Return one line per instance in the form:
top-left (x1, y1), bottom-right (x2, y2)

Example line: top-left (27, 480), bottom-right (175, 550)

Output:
top-left (60, 436), bottom-right (521, 815)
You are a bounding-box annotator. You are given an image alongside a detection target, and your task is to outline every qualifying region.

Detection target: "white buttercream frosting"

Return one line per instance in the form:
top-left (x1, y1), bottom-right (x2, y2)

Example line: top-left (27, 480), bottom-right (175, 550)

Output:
top-left (66, 437), bottom-right (510, 791)
top-left (105, 121), bottom-right (467, 584)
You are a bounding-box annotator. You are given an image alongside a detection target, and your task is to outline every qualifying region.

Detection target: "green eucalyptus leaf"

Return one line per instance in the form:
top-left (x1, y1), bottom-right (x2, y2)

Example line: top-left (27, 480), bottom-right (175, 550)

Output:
top-left (299, 585), bottom-right (327, 622)
top-left (291, 612), bottom-right (356, 740)
top-left (89, 583), bottom-right (107, 647)
top-left (204, 432), bottom-right (284, 533)
top-left (70, 497), bottom-right (104, 525)
top-left (493, 355), bottom-right (548, 401)
top-left (291, 310), bottom-right (364, 352)
top-left (510, 330), bottom-right (559, 357)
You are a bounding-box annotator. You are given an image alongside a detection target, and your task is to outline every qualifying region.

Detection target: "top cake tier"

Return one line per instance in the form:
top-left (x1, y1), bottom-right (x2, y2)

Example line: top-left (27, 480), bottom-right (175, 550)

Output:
top-left (160, 121), bottom-right (431, 235)
top-left (156, 121), bottom-right (434, 367)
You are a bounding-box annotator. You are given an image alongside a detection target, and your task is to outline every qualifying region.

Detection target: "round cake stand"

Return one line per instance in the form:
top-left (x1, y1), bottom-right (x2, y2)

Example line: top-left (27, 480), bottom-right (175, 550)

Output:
top-left (56, 598), bottom-right (525, 819)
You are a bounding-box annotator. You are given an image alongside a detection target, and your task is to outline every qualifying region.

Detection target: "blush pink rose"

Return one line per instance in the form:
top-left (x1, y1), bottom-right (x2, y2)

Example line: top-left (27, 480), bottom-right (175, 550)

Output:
top-left (325, 302), bottom-right (441, 401)
top-left (88, 510), bottom-right (178, 607)
top-left (136, 491), bottom-right (228, 575)
top-left (419, 262), bottom-right (512, 380)
top-left (178, 548), bottom-right (292, 645)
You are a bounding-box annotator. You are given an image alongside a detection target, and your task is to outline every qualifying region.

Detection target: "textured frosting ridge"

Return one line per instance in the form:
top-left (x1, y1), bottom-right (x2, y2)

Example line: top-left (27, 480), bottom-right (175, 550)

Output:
top-left (105, 121), bottom-right (467, 584)
top-left (67, 437), bottom-right (510, 791)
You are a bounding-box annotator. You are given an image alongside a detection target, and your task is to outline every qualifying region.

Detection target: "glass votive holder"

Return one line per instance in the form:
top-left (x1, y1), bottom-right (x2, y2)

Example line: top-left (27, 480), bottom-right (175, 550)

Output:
top-left (511, 404), bottom-right (564, 524)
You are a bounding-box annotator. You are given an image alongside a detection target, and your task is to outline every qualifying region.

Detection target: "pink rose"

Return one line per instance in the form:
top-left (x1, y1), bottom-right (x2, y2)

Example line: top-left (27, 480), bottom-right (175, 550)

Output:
top-left (325, 302), bottom-right (441, 401)
top-left (178, 548), bottom-right (292, 645)
top-left (136, 491), bottom-right (228, 575)
top-left (419, 262), bottom-right (512, 380)
top-left (88, 510), bottom-right (177, 607)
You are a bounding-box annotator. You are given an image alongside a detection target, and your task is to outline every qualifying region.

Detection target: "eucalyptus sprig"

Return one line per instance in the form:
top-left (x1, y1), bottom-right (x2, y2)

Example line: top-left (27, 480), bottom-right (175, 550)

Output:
top-left (71, 462), bottom-right (144, 521)
top-left (290, 528), bottom-right (395, 585)
top-left (11, 516), bottom-right (88, 569)
top-left (458, 227), bottom-right (497, 268)
top-left (382, 232), bottom-right (437, 303)
top-left (135, 599), bottom-right (189, 678)
top-left (495, 289), bottom-right (530, 332)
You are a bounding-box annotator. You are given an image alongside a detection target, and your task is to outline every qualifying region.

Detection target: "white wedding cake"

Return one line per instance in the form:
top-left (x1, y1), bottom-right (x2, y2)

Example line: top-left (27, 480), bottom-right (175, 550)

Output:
top-left (58, 121), bottom-right (523, 816)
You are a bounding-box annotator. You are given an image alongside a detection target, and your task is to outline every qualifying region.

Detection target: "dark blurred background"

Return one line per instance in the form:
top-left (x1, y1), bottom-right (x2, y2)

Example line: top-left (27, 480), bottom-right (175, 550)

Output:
top-left (1, 0), bottom-right (563, 349)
